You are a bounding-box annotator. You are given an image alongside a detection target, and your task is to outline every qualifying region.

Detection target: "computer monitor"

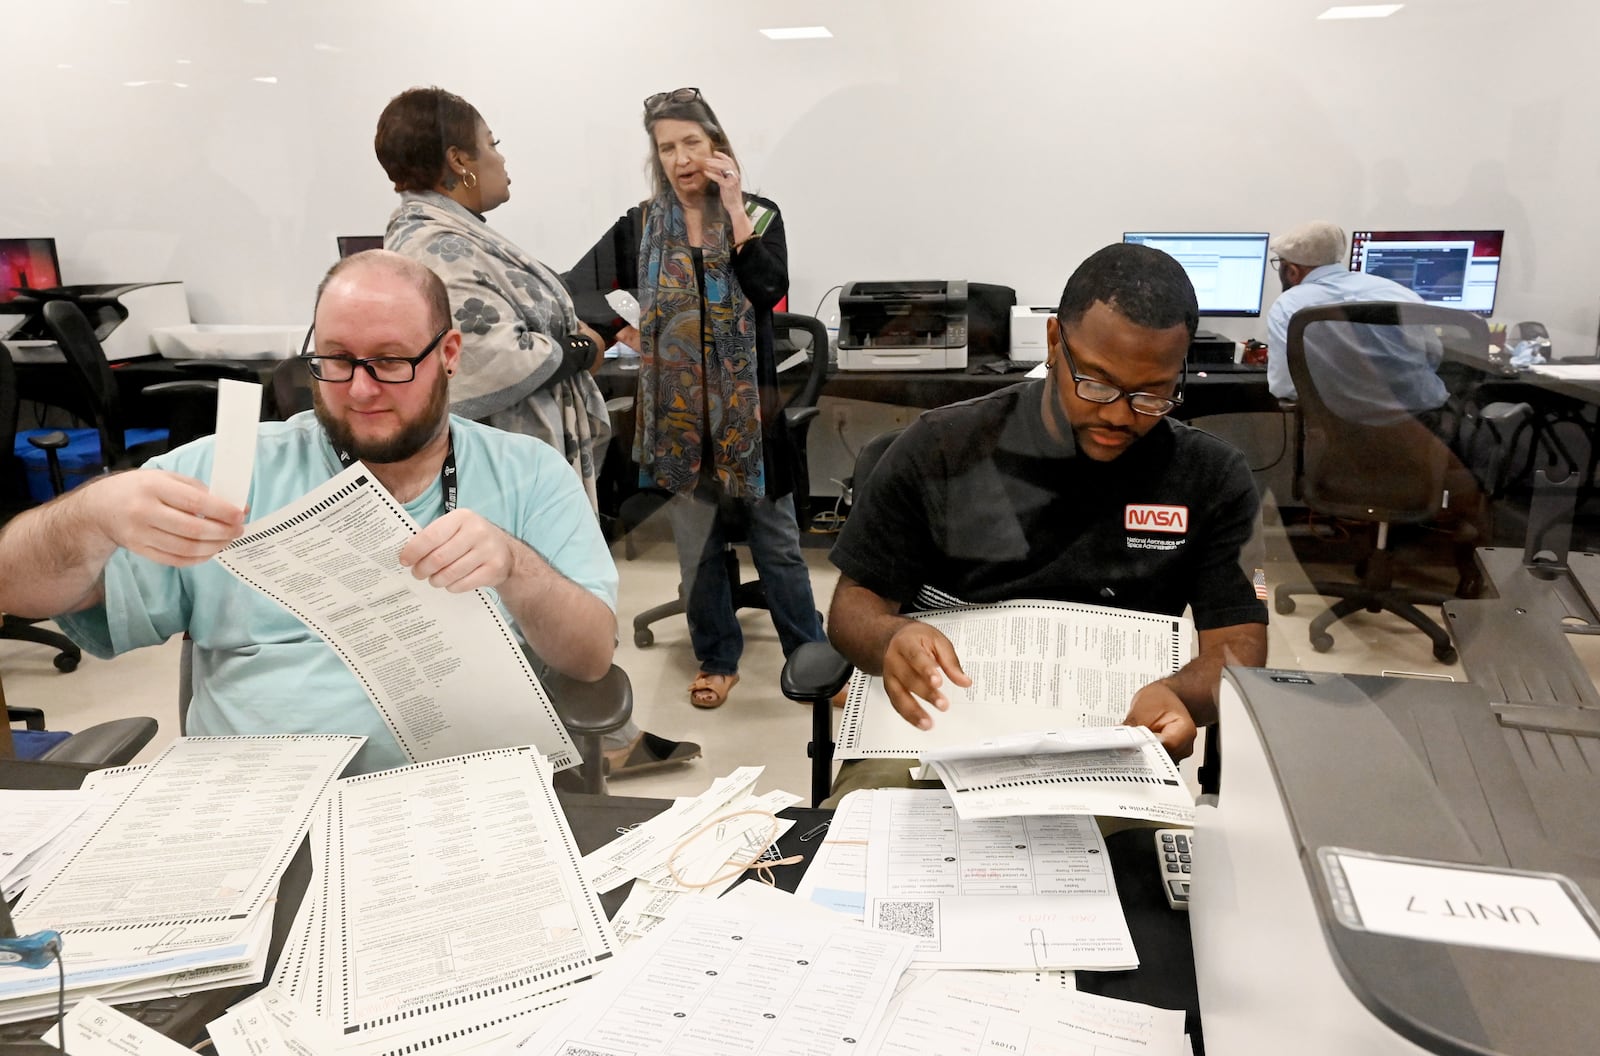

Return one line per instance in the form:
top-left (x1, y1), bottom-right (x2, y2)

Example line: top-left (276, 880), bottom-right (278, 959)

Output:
top-left (0, 237), bottom-right (62, 304)
top-left (1348, 229), bottom-right (1504, 316)
top-left (1121, 232), bottom-right (1271, 317)
top-left (337, 235), bottom-right (385, 258)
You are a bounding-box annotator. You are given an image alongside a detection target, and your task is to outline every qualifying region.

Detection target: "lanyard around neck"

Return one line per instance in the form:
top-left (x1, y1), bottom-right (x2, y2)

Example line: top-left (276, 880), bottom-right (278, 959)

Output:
top-left (332, 428), bottom-right (457, 513)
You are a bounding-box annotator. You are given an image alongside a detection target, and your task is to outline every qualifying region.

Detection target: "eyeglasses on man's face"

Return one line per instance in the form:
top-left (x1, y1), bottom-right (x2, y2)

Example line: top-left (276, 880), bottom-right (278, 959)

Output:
top-left (1056, 332), bottom-right (1184, 417)
top-left (1269, 255), bottom-right (1283, 272)
top-left (644, 87), bottom-right (701, 112)
top-left (299, 325), bottom-right (449, 384)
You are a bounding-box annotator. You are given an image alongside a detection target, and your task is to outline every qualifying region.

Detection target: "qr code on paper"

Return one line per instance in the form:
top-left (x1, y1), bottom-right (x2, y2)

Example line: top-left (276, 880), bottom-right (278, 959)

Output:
top-left (872, 898), bottom-right (941, 950)
top-left (557, 1045), bottom-right (633, 1056)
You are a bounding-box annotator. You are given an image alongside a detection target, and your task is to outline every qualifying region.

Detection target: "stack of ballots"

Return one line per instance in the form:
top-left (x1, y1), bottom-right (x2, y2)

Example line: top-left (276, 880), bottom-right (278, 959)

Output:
top-left (208, 745), bottom-right (619, 1055)
top-left (0, 735), bottom-right (362, 1024)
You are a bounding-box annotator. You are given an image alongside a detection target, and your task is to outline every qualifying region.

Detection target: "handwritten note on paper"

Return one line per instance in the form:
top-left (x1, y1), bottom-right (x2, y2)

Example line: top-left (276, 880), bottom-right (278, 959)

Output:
top-left (1322, 849), bottom-right (1600, 961)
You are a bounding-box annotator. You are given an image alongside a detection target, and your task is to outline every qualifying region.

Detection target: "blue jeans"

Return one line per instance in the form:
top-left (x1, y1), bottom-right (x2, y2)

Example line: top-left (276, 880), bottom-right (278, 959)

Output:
top-left (667, 492), bottom-right (825, 676)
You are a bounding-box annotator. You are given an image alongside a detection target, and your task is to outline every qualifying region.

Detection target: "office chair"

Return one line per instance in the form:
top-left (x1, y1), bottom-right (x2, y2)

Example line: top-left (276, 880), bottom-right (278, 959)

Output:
top-left (40, 299), bottom-right (230, 464)
top-left (177, 637), bottom-right (633, 794)
top-left (778, 427), bottom-right (904, 805)
top-left (626, 312), bottom-right (832, 648)
top-left (0, 341), bottom-right (82, 673)
top-left (4, 668), bottom-right (158, 767)
top-left (1273, 302), bottom-right (1528, 664)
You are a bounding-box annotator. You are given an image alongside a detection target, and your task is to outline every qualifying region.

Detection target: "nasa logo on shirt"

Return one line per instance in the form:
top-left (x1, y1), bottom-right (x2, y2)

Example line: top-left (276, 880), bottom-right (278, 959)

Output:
top-left (1125, 504), bottom-right (1188, 551)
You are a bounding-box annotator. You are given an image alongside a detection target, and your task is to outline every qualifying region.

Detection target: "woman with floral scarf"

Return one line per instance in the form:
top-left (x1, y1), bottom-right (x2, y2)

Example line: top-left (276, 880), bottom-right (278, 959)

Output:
top-left (568, 88), bottom-right (826, 712)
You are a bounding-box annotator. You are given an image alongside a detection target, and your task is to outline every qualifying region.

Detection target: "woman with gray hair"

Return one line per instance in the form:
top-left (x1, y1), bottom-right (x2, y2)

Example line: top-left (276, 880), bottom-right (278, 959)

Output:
top-left (567, 88), bottom-right (825, 712)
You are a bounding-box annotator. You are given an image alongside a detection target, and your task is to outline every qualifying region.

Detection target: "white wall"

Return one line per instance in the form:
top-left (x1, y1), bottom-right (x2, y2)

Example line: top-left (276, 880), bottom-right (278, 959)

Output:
top-left (3, 0), bottom-right (1596, 352)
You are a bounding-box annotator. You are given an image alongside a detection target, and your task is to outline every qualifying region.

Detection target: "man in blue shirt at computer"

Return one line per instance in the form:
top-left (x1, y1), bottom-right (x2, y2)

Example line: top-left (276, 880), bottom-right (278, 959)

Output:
top-left (1266, 220), bottom-right (1447, 421)
top-left (0, 251), bottom-right (633, 775)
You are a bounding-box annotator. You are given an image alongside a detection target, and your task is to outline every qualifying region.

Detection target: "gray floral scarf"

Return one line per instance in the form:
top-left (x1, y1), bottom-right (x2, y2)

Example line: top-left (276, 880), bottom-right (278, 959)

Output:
top-left (386, 191), bottom-right (609, 508)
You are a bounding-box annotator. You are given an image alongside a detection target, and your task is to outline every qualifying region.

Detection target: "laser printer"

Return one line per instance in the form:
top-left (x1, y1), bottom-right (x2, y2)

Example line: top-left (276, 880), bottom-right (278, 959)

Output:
top-left (1192, 666), bottom-right (1600, 1055)
top-left (2, 281), bottom-right (189, 363)
top-left (837, 280), bottom-right (968, 371)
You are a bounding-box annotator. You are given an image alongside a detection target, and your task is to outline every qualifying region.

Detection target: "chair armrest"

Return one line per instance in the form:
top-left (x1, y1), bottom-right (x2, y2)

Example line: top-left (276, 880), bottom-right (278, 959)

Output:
top-left (780, 641), bottom-right (854, 704)
top-left (785, 406), bottom-right (821, 431)
top-left (25, 430), bottom-right (69, 452)
top-left (542, 664), bottom-right (634, 739)
top-left (141, 379), bottom-right (222, 399)
top-left (37, 716), bottom-right (158, 767)
top-left (7, 705), bottom-right (47, 731)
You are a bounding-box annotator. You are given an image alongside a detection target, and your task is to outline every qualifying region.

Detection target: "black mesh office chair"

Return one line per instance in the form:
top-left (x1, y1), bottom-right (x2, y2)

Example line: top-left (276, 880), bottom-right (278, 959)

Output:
top-left (626, 312), bottom-right (832, 648)
top-left (1273, 302), bottom-right (1528, 663)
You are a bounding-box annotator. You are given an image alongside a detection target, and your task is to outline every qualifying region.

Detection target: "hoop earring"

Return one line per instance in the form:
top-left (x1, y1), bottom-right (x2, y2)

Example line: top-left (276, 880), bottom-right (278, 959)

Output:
top-left (463, 171), bottom-right (478, 190)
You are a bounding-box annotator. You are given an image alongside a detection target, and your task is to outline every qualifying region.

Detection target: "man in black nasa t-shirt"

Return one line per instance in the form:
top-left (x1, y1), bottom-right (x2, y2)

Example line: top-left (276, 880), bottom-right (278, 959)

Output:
top-left (828, 244), bottom-right (1268, 784)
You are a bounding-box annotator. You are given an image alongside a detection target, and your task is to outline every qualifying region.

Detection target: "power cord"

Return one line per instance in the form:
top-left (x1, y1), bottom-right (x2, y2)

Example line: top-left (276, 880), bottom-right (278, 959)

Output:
top-left (1248, 411), bottom-right (1291, 473)
top-left (810, 284), bottom-right (844, 322)
top-left (1, 930), bottom-right (68, 1054)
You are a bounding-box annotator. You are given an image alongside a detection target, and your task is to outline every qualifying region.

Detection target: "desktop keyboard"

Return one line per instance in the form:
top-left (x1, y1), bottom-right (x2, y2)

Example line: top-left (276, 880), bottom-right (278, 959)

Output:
top-left (1156, 828), bottom-right (1193, 910)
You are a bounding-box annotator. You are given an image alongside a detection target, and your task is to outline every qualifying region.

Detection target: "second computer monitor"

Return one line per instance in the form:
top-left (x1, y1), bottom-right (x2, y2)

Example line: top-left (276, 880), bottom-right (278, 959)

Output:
top-left (1122, 232), bottom-right (1270, 317)
top-left (1348, 230), bottom-right (1503, 315)
top-left (0, 237), bottom-right (62, 303)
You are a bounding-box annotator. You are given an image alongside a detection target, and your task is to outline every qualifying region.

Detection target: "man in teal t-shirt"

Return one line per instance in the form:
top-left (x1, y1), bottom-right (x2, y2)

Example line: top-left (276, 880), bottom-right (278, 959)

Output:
top-left (0, 252), bottom-right (622, 774)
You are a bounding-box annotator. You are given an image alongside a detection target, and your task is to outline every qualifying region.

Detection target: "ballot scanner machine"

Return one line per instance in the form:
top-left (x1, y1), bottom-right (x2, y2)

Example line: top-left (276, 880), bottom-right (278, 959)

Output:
top-left (1192, 666), bottom-right (1600, 1056)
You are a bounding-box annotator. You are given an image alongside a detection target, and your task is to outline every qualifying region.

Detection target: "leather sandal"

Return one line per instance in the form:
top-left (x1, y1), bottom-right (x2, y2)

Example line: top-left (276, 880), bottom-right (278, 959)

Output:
top-left (688, 672), bottom-right (739, 710)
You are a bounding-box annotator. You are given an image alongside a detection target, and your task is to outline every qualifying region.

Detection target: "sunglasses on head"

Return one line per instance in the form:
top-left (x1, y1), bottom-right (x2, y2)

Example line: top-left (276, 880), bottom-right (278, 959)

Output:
top-left (644, 87), bottom-right (702, 112)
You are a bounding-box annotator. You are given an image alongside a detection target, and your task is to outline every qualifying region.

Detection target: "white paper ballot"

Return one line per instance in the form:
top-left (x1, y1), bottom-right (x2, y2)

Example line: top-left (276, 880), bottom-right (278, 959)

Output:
top-left (509, 891), bottom-right (919, 1056)
top-left (43, 997), bottom-right (195, 1056)
top-left (3, 736), bottom-right (359, 1008)
top-left (865, 789), bottom-right (1136, 970)
top-left (216, 461), bottom-right (580, 769)
top-left (924, 726), bottom-right (1196, 825)
top-left (1321, 849), bottom-right (1600, 962)
top-left (793, 789), bottom-right (873, 921)
top-left (836, 601), bottom-right (1192, 759)
top-left (209, 379), bottom-right (262, 510)
top-left (868, 972), bottom-right (1186, 1056)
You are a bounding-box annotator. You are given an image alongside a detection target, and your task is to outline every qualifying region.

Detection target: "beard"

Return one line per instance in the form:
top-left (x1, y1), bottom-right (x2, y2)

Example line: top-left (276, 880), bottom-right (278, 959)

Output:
top-left (312, 371), bottom-right (450, 465)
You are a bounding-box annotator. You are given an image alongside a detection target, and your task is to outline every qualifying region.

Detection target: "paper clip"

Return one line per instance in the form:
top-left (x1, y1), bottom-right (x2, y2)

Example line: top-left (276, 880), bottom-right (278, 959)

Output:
top-left (799, 821), bottom-right (831, 842)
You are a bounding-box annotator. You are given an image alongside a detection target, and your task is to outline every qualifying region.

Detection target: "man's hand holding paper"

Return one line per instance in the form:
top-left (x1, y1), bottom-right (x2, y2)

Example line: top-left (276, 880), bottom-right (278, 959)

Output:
top-left (1124, 679), bottom-right (1198, 760)
top-left (399, 507), bottom-right (518, 593)
top-left (98, 471), bottom-right (248, 567)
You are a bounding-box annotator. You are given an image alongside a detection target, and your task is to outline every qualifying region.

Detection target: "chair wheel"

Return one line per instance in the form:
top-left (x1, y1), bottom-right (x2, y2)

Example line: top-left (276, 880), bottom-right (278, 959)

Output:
top-left (1275, 595), bottom-right (1297, 616)
top-left (1434, 644), bottom-right (1458, 665)
top-left (1310, 632), bottom-right (1334, 653)
top-left (633, 628), bottom-right (654, 648)
top-left (54, 654), bottom-right (79, 673)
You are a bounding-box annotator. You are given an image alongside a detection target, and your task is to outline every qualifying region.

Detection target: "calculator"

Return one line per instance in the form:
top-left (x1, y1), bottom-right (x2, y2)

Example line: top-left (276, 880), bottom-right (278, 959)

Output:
top-left (1155, 828), bottom-right (1193, 910)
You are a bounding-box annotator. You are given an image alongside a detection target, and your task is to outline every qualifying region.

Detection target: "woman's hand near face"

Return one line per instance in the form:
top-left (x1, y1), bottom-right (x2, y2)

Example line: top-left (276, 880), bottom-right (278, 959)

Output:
top-left (704, 151), bottom-right (753, 243)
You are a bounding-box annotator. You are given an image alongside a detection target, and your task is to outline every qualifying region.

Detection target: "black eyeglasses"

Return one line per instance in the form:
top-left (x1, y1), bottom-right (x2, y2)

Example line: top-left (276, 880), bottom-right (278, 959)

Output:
top-left (1269, 255), bottom-right (1283, 272)
top-left (1057, 333), bottom-right (1184, 417)
top-left (299, 325), bottom-right (449, 384)
top-left (644, 87), bottom-right (701, 112)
